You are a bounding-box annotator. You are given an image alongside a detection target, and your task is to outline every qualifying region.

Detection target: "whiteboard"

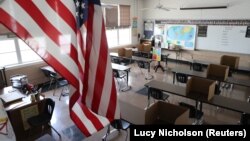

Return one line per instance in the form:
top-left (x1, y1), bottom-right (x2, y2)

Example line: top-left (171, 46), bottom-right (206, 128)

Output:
top-left (197, 25), bottom-right (250, 54)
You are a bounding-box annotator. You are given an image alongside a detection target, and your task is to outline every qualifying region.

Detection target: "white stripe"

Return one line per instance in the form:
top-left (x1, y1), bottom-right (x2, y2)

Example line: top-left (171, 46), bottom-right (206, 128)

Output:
top-left (32, 0), bottom-right (77, 49)
top-left (72, 103), bottom-right (97, 134)
top-left (85, 6), bottom-right (103, 108)
top-left (78, 26), bottom-right (86, 73)
top-left (1, 1), bottom-right (79, 79)
top-left (72, 102), bottom-right (110, 134)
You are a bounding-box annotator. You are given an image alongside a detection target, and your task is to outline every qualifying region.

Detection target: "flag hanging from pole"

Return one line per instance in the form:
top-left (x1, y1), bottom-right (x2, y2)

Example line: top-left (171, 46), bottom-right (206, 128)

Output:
top-left (0, 0), bottom-right (120, 137)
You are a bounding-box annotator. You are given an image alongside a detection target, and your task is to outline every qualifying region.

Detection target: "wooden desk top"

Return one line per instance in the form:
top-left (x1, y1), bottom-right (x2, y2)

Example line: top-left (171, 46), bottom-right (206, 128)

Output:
top-left (171, 67), bottom-right (250, 87)
top-left (110, 52), bottom-right (132, 59)
top-left (132, 56), bottom-right (152, 62)
top-left (171, 67), bottom-right (206, 78)
top-left (145, 80), bottom-right (250, 114)
top-left (0, 87), bottom-right (25, 107)
top-left (111, 63), bottom-right (131, 71)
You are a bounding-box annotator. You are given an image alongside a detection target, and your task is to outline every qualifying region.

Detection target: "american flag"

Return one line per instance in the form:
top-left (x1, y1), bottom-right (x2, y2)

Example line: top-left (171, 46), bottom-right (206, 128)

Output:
top-left (0, 0), bottom-right (120, 137)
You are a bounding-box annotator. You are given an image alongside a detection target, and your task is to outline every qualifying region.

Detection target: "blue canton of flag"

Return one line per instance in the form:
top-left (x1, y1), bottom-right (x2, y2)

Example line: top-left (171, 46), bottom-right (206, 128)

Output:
top-left (74, 0), bottom-right (88, 28)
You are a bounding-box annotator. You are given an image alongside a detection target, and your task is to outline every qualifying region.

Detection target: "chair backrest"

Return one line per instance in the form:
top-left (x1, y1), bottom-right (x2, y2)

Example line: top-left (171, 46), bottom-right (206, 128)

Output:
top-left (176, 73), bottom-right (188, 83)
top-left (44, 98), bottom-right (55, 119)
top-left (192, 63), bottom-right (203, 72)
top-left (111, 57), bottom-right (121, 64)
top-left (137, 61), bottom-right (144, 68)
top-left (150, 88), bottom-right (164, 100)
top-left (240, 113), bottom-right (250, 125)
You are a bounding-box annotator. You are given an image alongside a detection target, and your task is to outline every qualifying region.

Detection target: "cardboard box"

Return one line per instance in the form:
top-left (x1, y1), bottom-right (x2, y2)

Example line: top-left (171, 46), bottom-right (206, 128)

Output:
top-left (220, 55), bottom-right (240, 69)
top-left (118, 48), bottom-right (125, 56)
top-left (145, 101), bottom-right (189, 125)
top-left (206, 64), bottom-right (229, 81)
top-left (186, 77), bottom-right (216, 101)
top-left (143, 44), bottom-right (152, 53)
top-left (137, 44), bottom-right (144, 52)
top-left (124, 48), bottom-right (132, 58)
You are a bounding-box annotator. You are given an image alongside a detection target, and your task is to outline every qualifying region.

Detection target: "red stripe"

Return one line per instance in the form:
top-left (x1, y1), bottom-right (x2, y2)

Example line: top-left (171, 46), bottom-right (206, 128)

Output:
top-left (46, 0), bottom-right (77, 34)
top-left (0, 9), bottom-right (79, 89)
top-left (16, 0), bottom-right (78, 63)
top-left (100, 19), bottom-right (117, 119)
top-left (77, 99), bottom-right (104, 130)
top-left (91, 15), bottom-right (108, 113)
top-left (107, 77), bottom-right (117, 119)
top-left (70, 110), bottom-right (91, 136)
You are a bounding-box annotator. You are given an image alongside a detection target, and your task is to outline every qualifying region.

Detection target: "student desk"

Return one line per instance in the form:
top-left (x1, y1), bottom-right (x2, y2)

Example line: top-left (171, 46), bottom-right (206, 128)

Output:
top-left (189, 59), bottom-right (250, 73)
top-left (171, 67), bottom-right (250, 87)
top-left (145, 80), bottom-right (250, 116)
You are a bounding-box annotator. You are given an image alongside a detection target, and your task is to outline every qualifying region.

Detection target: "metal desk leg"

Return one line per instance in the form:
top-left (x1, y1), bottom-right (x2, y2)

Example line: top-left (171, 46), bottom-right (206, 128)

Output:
top-left (172, 72), bottom-right (176, 84)
top-left (146, 62), bottom-right (153, 80)
top-left (121, 69), bottom-right (131, 92)
top-left (147, 87), bottom-right (151, 108)
top-left (126, 70), bottom-right (129, 86)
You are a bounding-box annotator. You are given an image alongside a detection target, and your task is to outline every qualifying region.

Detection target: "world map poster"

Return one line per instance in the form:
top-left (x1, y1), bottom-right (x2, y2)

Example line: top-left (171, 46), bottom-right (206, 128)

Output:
top-left (165, 25), bottom-right (197, 50)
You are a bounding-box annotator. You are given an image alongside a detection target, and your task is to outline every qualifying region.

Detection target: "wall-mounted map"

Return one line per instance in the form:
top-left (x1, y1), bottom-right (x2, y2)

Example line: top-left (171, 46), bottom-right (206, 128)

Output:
top-left (165, 25), bottom-right (197, 50)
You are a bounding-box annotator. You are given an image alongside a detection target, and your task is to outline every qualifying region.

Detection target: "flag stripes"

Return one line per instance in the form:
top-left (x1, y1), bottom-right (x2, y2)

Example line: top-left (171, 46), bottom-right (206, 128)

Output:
top-left (0, 0), bottom-right (119, 137)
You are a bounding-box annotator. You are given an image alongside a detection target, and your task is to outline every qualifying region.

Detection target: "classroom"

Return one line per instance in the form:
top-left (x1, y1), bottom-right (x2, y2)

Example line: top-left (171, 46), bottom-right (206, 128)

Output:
top-left (0, 0), bottom-right (250, 141)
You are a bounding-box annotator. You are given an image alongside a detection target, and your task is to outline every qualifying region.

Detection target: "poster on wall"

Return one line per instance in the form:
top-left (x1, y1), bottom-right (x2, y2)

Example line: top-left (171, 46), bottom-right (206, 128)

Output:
top-left (144, 20), bottom-right (154, 39)
top-left (152, 47), bottom-right (161, 61)
top-left (165, 25), bottom-right (197, 50)
top-left (132, 17), bottom-right (138, 36)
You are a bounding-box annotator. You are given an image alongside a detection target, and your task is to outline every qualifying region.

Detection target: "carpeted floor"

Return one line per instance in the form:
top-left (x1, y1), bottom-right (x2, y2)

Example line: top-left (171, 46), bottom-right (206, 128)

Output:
top-left (62, 125), bottom-right (85, 141)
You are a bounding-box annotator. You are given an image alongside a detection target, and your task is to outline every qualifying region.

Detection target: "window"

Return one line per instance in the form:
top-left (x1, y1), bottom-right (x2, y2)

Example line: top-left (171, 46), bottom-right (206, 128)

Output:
top-left (0, 39), bottom-right (18, 66)
top-left (0, 38), bottom-right (41, 67)
top-left (103, 4), bottom-right (131, 48)
top-left (18, 39), bottom-right (41, 62)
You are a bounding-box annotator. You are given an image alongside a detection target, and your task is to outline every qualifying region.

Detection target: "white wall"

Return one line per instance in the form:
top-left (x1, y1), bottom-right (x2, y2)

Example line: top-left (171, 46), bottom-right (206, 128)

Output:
top-left (142, 0), bottom-right (250, 19)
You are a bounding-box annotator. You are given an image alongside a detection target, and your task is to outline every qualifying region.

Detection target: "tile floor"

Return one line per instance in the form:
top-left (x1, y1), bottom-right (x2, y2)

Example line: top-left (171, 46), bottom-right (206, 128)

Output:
top-left (26, 61), bottom-right (250, 141)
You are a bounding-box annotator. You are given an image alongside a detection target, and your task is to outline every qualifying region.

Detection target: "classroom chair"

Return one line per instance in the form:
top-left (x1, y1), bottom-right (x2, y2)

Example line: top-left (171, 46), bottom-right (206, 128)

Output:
top-left (102, 119), bottom-right (131, 141)
top-left (176, 73), bottom-right (188, 84)
top-left (192, 62), bottom-right (203, 72)
top-left (27, 98), bottom-right (61, 139)
top-left (149, 87), bottom-right (169, 103)
top-left (113, 69), bottom-right (127, 91)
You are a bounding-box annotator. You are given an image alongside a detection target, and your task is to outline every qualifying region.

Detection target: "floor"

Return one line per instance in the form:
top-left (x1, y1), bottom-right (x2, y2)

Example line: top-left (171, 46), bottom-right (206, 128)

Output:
top-left (27, 61), bottom-right (250, 141)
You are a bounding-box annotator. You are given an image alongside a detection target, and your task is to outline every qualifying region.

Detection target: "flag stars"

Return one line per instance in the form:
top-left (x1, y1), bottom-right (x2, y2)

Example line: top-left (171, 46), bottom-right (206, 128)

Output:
top-left (81, 3), bottom-right (85, 9)
top-left (76, 12), bottom-right (79, 17)
top-left (80, 14), bottom-right (84, 19)
top-left (76, 0), bottom-right (80, 7)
